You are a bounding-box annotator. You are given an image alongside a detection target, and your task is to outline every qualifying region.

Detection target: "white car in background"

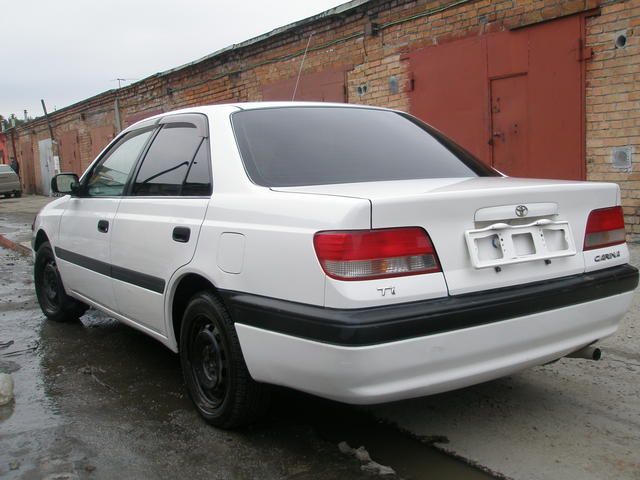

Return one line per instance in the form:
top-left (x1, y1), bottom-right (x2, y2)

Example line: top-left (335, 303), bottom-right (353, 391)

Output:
top-left (0, 164), bottom-right (21, 198)
top-left (32, 103), bottom-right (638, 428)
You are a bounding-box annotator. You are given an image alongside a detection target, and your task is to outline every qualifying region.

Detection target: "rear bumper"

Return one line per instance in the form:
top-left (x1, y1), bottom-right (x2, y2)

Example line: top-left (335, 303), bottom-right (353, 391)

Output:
top-left (223, 265), bottom-right (638, 346)
top-left (226, 265), bottom-right (638, 404)
top-left (0, 184), bottom-right (21, 193)
top-left (236, 291), bottom-right (633, 403)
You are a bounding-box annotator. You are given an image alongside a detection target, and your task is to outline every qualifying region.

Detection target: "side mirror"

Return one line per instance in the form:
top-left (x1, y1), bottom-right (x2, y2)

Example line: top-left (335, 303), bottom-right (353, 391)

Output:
top-left (51, 173), bottom-right (80, 195)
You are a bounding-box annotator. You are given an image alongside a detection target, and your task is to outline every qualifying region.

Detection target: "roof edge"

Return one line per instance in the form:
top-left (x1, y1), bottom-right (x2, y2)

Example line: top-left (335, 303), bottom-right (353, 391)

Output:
top-left (156, 0), bottom-right (371, 79)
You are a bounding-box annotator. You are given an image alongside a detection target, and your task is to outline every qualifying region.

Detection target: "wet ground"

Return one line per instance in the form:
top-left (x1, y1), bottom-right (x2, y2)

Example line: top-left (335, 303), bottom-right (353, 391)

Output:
top-left (0, 195), bottom-right (46, 249)
top-left (0, 246), bottom-right (494, 479)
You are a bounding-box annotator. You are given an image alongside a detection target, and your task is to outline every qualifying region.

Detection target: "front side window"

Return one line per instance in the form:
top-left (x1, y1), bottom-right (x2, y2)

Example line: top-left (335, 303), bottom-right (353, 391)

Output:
top-left (232, 107), bottom-right (497, 187)
top-left (86, 129), bottom-right (153, 196)
top-left (132, 124), bottom-right (206, 196)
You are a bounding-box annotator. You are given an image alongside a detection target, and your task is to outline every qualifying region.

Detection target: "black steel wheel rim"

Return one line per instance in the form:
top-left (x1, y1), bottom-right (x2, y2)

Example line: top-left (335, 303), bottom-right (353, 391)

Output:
top-left (40, 259), bottom-right (60, 312)
top-left (189, 315), bottom-right (229, 410)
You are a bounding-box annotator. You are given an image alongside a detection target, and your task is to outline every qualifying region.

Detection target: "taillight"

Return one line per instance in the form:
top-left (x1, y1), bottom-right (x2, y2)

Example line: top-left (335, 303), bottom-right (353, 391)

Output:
top-left (583, 206), bottom-right (626, 251)
top-left (313, 227), bottom-right (441, 281)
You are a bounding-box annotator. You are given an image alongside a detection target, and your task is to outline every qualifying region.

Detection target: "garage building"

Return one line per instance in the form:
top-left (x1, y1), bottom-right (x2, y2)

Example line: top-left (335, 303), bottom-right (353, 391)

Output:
top-left (4, 0), bottom-right (640, 236)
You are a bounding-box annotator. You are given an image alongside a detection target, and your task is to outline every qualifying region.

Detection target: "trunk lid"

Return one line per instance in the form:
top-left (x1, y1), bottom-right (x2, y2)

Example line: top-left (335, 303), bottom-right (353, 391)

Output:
top-left (274, 177), bottom-right (620, 295)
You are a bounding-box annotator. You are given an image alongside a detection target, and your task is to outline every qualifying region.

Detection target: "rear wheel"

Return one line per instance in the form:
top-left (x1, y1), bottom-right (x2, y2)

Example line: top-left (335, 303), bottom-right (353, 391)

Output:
top-left (180, 291), bottom-right (270, 428)
top-left (34, 241), bottom-right (88, 322)
top-left (14, 191), bottom-right (21, 198)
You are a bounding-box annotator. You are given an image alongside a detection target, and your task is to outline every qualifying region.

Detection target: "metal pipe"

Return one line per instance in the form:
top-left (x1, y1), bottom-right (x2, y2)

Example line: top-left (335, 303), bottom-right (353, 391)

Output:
top-left (41, 99), bottom-right (55, 143)
top-left (114, 97), bottom-right (122, 133)
top-left (566, 346), bottom-right (602, 361)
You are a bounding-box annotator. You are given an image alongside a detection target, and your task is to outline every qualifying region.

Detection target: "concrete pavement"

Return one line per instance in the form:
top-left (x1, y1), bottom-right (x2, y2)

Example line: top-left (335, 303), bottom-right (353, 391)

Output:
top-left (0, 195), bottom-right (54, 254)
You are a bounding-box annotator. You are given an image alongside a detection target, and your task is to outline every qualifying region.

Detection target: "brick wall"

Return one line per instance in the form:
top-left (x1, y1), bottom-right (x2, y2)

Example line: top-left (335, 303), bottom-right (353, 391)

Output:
top-left (9, 0), bottom-right (640, 236)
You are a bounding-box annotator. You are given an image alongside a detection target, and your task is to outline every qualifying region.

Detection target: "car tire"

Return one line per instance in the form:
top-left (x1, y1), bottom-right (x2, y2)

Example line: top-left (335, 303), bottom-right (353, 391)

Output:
top-left (180, 291), bottom-right (271, 429)
top-left (14, 191), bottom-right (21, 198)
top-left (34, 241), bottom-right (88, 322)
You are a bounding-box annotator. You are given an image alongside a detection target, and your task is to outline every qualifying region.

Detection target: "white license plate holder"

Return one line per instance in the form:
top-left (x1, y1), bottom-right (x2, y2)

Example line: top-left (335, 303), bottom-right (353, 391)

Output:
top-left (465, 219), bottom-right (576, 269)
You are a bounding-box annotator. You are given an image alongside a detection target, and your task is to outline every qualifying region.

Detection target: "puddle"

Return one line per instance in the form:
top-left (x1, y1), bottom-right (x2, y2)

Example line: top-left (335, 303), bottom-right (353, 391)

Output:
top-left (270, 391), bottom-right (498, 479)
top-left (0, 256), bottom-right (59, 435)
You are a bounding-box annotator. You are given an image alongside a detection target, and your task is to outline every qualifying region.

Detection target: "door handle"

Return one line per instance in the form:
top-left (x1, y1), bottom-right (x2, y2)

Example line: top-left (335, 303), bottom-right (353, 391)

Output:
top-left (172, 226), bottom-right (190, 243)
top-left (97, 220), bottom-right (109, 233)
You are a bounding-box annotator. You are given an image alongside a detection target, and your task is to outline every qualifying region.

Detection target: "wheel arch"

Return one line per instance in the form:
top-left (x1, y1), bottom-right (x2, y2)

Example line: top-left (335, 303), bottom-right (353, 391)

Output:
top-left (169, 272), bottom-right (220, 351)
top-left (34, 229), bottom-right (51, 252)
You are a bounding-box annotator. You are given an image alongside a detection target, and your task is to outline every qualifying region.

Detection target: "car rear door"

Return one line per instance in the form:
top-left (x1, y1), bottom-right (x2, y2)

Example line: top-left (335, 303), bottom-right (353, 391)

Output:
top-left (109, 113), bottom-right (211, 336)
top-left (56, 126), bottom-right (156, 311)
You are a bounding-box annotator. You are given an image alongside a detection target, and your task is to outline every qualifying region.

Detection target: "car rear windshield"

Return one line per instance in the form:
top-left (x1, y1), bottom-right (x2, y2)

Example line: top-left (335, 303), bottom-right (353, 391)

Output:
top-left (231, 107), bottom-right (497, 187)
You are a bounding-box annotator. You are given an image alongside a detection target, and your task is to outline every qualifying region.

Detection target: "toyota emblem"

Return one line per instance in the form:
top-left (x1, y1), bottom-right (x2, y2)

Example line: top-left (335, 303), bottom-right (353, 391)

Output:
top-left (515, 205), bottom-right (528, 217)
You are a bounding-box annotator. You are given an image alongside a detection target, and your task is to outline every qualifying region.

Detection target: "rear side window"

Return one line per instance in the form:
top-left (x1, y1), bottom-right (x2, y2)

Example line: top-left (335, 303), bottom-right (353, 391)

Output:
top-left (182, 142), bottom-right (211, 196)
top-left (232, 107), bottom-right (497, 187)
top-left (132, 124), bottom-right (210, 196)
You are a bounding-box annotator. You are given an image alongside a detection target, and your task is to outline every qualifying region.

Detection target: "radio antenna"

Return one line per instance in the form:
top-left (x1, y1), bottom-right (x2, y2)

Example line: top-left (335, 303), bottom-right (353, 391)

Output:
top-left (292, 33), bottom-right (314, 101)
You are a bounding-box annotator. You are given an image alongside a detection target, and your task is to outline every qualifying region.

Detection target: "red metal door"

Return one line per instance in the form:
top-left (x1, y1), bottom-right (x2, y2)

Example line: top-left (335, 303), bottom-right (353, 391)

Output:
top-left (526, 15), bottom-right (584, 180)
top-left (409, 15), bottom-right (584, 180)
top-left (19, 139), bottom-right (36, 193)
top-left (408, 36), bottom-right (490, 163)
top-left (490, 75), bottom-right (528, 176)
top-left (58, 131), bottom-right (81, 175)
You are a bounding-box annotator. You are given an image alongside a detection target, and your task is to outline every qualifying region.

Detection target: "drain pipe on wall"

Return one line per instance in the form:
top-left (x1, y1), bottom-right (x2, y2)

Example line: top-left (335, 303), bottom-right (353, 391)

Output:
top-left (40, 99), bottom-right (55, 143)
top-left (114, 96), bottom-right (122, 134)
top-left (41, 99), bottom-right (61, 177)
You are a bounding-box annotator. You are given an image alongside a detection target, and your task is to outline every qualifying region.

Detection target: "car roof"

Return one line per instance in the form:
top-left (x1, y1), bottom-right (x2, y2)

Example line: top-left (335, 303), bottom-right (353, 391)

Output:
top-left (127, 102), bottom-right (394, 130)
top-left (229, 101), bottom-right (391, 111)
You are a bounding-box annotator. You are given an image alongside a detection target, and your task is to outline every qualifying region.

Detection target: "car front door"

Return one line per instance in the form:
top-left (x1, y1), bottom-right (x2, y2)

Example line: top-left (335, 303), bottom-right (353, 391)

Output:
top-left (56, 126), bottom-right (155, 311)
top-left (109, 114), bottom-right (211, 335)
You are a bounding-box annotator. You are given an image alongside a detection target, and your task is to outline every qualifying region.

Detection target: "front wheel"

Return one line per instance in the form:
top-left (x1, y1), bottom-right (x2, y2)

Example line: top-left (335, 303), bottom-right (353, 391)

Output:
top-left (180, 291), bottom-right (270, 428)
top-left (34, 241), bottom-right (88, 322)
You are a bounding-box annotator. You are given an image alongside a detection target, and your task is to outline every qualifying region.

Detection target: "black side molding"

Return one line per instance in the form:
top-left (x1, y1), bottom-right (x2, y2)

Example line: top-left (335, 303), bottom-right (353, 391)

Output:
top-left (55, 247), bottom-right (165, 294)
top-left (55, 247), bottom-right (111, 277)
top-left (220, 265), bottom-right (638, 346)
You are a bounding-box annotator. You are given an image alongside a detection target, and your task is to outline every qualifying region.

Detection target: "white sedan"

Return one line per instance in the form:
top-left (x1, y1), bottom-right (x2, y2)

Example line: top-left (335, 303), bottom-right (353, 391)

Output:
top-left (32, 103), bottom-right (638, 428)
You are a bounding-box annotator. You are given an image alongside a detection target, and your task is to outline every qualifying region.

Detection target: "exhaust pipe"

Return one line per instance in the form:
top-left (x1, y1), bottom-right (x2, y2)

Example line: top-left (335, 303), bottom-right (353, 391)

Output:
top-left (566, 346), bottom-right (602, 361)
